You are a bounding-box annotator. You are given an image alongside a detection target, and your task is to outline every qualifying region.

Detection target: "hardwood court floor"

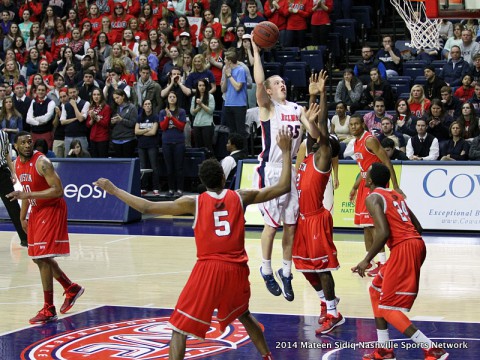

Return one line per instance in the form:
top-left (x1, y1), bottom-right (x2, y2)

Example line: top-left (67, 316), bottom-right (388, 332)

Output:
top-left (1, 223), bottom-right (479, 335)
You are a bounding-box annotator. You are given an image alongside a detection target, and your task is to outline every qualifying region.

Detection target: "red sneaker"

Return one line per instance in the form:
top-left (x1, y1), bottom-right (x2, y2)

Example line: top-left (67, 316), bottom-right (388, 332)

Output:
top-left (363, 348), bottom-right (396, 359)
top-left (316, 313), bottom-right (345, 334)
top-left (367, 262), bottom-right (383, 277)
top-left (60, 283), bottom-right (85, 314)
top-left (29, 304), bottom-right (57, 324)
top-left (318, 297), bottom-right (340, 324)
top-left (423, 347), bottom-right (449, 360)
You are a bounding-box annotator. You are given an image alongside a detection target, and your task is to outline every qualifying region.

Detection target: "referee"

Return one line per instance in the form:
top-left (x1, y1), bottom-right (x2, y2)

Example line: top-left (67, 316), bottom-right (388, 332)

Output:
top-left (0, 130), bottom-right (27, 247)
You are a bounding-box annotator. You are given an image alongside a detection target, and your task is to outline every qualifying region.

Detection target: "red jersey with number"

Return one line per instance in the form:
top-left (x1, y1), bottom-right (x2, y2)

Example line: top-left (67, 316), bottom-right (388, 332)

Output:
top-left (369, 188), bottom-right (422, 249)
top-left (353, 131), bottom-right (381, 179)
top-left (15, 151), bottom-right (62, 209)
top-left (193, 189), bottom-right (247, 264)
top-left (296, 153), bottom-right (330, 214)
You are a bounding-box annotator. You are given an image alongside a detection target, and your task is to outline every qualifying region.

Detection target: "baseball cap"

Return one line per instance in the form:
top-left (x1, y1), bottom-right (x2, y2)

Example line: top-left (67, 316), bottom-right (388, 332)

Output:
top-left (180, 32), bottom-right (190, 37)
top-left (242, 34), bottom-right (252, 40)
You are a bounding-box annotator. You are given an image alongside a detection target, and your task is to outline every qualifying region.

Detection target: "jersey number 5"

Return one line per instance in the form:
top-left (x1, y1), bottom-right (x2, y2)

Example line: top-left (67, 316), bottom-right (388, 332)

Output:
top-left (392, 200), bottom-right (409, 222)
top-left (214, 210), bottom-right (231, 236)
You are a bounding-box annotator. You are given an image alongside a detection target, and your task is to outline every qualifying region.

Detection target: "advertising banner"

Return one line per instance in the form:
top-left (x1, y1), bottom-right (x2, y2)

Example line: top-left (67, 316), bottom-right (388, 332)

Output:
top-left (0, 158), bottom-right (141, 223)
top-left (236, 160), bottom-right (401, 228)
top-left (400, 163), bottom-right (480, 231)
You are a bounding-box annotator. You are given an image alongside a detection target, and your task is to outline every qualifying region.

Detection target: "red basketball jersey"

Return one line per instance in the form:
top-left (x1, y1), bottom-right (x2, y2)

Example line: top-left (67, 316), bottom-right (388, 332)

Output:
top-left (353, 131), bottom-right (381, 179)
top-left (15, 151), bottom-right (62, 209)
top-left (369, 188), bottom-right (422, 249)
top-left (296, 154), bottom-right (331, 215)
top-left (193, 189), bottom-right (247, 264)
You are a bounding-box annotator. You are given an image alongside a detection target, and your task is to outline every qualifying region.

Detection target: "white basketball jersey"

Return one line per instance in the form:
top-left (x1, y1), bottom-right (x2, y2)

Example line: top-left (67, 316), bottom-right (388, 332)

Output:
top-left (258, 100), bottom-right (303, 163)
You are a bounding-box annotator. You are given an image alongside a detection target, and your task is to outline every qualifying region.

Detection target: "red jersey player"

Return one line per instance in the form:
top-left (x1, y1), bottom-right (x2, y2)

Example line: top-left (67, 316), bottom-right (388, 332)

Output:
top-left (349, 114), bottom-right (402, 277)
top-left (293, 71), bottom-right (344, 335)
top-left (94, 129), bottom-right (294, 360)
top-left (7, 131), bottom-right (84, 324)
top-left (352, 163), bottom-right (449, 360)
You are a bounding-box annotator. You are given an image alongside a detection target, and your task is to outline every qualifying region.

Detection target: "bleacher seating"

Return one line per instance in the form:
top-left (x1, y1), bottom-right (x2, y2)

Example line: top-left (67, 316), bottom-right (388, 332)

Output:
top-left (403, 60), bottom-right (427, 79)
top-left (283, 62), bottom-right (308, 88)
top-left (414, 76), bottom-right (428, 85)
top-left (263, 62), bottom-right (283, 78)
top-left (300, 50), bottom-right (325, 73)
top-left (275, 50), bottom-right (299, 65)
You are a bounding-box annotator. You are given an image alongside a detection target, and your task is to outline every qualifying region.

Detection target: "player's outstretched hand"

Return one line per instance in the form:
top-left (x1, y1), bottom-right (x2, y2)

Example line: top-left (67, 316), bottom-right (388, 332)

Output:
top-left (305, 103), bottom-right (321, 124)
top-left (308, 72), bottom-right (319, 96)
top-left (6, 190), bottom-right (27, 201)
top-left (351, 259), bottom-right (370, 278)
top-left (251, 34), bottom-right (260, 54)
top-left (93, 178), bottom-right (118, 195)
top-left (316, 70), bottom-right (328, 94)
top-left (276, 127), bottom-right (292, 152)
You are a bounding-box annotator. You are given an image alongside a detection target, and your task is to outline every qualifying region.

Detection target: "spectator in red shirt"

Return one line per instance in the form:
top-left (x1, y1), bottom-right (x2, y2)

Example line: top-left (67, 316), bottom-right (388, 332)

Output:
top-left (284, 0), bottom-right (313, 48)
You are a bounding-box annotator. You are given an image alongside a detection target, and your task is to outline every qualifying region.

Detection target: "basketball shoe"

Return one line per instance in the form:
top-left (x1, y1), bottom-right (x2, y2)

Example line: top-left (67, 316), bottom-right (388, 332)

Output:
top-left (367, 262), bottom-right (383, 277)
top-left (29, 304), bottom-right (57, 324)
top-left (423, 347), bottom-right (449, 360)
top-left (60, 283), bottom-right (85, 314)
top-left (316, 313), bottom-right (345, 334)
top-left (319, 297), bottom-right (341, 324)
top-left (275, 268), bottom-right (294, 301)
top-left (260, 267), bottom-right (281, 296)
top-left (362, 348), bottom-right (396, 359)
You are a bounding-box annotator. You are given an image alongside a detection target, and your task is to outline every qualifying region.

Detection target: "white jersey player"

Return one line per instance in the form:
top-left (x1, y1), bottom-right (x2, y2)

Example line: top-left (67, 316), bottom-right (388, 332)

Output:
top-left (252, 35), bottom-right (320, 302)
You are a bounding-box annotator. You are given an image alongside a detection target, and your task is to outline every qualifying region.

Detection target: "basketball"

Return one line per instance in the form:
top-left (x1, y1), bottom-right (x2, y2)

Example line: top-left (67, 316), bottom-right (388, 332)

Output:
top-left (252, 22), bottom-right (279, 49)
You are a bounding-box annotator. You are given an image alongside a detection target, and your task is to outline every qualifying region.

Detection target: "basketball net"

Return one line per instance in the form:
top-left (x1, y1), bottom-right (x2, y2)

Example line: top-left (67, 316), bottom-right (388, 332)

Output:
top-left (390, 0), bottom-right (442, 50)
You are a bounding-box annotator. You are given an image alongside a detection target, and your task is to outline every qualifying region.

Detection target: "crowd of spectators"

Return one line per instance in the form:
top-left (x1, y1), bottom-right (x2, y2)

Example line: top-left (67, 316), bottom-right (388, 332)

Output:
top-left (0, 0), bottom-right (478, 194)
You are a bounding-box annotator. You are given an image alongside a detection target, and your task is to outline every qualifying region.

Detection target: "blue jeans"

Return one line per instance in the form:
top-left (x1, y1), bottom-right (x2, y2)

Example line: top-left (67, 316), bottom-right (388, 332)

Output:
top-left (162, 142), bottom-right (185, 192)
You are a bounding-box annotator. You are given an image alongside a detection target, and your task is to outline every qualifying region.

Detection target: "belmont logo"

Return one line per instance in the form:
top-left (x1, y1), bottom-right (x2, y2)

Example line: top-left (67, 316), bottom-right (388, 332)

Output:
top-left (21, 317), bottom-right (251, 359)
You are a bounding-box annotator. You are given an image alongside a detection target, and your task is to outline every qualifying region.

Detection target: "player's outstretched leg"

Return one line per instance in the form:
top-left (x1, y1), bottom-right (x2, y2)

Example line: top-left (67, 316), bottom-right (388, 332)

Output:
top-left (30, 258), bottom-right (57, 324)
top-left (316, 272), bottom-right (344, 334)
top-left (238, 311), bottom-right (273, 360)
top-left (169, 330), bottom-right (187, 360)
top-left (48, 258), bottom-right (85, 314)
top-left (260, 225), bottom-right (281, 296)
top-left (275, 224), bottom-right (295, 301)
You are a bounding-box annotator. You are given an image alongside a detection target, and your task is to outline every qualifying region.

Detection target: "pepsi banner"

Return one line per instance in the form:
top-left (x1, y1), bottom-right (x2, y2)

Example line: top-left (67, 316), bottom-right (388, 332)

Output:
top-left (401, 162), bottom-right (480, 231)
top-left (0, 158), bottom-right (141, 223)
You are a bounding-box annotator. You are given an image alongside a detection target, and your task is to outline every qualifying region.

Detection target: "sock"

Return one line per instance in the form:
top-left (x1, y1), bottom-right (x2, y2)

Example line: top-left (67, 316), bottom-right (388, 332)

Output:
top-left (282, 260), bottom-right (292, 278)
top-left (55, 271), bottom-right (73, 290)
top-left (44, 290), bottom-right (54, 306)
top-left (262, 352), bottom-right (273, 360)
top-left (377, 328), bottom-right (390, 348)
top-left (261, 259), bottom-right (273, 275)
top-left (317, 290), bottom-right (326, 303)
top-left (377, 252), bottom-right (387, 264)
top-left (411, 329), bottom-right (433, 349)
top-left (326, 299), bottom-right (338, 317)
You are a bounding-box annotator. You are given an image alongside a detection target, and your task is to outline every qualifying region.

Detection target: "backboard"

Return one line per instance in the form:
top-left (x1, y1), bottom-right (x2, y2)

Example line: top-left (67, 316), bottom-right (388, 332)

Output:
top-left (425, 0), bottom-right (480, 18)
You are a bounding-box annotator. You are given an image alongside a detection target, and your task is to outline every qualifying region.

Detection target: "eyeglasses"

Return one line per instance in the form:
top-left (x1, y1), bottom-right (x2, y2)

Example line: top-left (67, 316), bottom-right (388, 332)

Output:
top-left (115, 6), bottom-right (123, 9)
top-left (193, 5), bottom-right (200, 8)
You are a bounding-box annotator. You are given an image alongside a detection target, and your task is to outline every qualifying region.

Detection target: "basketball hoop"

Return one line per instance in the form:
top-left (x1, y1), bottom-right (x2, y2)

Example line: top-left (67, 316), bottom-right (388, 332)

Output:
top-left (390, 0), bottom-right (442, 50)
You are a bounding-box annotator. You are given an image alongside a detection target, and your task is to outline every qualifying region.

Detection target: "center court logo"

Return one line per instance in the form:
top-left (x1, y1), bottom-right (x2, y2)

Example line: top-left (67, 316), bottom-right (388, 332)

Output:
top-left (21, 317), bottom-right (251, 359)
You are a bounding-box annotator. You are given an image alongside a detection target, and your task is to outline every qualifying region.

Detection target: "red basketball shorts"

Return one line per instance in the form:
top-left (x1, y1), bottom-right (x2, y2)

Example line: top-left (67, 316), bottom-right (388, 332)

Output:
top-left (354, 178), bottom-right (373, 226)
top-left (28, 200), bottom-right (70, 259)
top-left (293, 208), bottom-right (340, 272)
top-left (169, 260), bottom-right (250, 339)
top-left (372, 239), bottom-right (426, 312)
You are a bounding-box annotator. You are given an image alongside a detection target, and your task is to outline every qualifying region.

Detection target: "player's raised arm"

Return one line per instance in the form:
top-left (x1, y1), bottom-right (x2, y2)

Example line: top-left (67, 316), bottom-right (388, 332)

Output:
top-left (251, 35), bottom-right (271, 109)
top-left (239, 129), bottom-right (292, 206)
top-left (93, 179), bottom-right (196, 216)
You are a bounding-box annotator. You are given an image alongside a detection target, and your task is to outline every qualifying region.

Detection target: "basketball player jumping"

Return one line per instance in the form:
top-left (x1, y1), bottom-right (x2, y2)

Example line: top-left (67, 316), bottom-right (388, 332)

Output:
top-left (251, 34), bottom-right (320, 302)
top-left (94, 129), bottom-right (294, 360)
top-left (352, 163), bottom-right (449, 360)
top-left (294, 71), bottom-right (344, 335)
